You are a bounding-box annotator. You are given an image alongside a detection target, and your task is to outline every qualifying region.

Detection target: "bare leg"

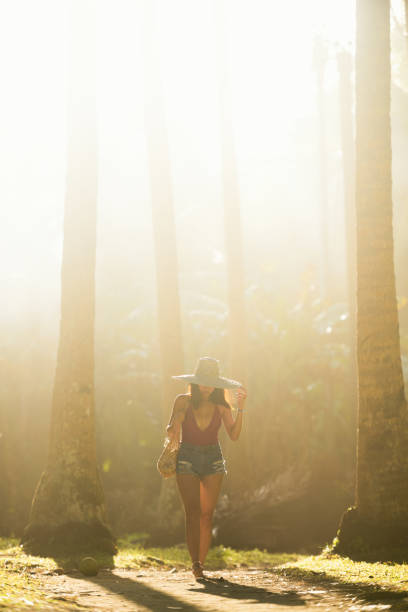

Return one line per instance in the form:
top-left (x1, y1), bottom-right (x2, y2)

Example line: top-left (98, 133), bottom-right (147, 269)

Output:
top-left (199, 473), bottom-right (224, 564)
top-left (176, 474), bottom-right (201, 564)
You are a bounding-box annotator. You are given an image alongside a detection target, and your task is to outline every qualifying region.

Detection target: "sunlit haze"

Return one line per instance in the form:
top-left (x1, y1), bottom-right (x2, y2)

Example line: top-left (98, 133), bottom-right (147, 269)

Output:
top-left (3, 0), bottom-right (408, 568)
top-left (1, 0), bottom-right (358, 319)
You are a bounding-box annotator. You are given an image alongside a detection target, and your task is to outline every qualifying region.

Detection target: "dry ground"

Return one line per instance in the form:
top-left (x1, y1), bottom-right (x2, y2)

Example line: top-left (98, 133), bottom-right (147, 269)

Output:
top-left (37, 566), bottom-right (408, 611)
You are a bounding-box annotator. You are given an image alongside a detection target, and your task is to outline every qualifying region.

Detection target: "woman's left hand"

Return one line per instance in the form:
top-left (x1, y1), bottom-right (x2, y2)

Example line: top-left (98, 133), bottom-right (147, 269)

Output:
top-left (236, 386), bottom-right (247, 409)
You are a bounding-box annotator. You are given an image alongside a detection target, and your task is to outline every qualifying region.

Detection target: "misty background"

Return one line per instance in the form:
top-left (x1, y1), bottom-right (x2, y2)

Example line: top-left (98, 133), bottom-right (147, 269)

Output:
top-left (1, 0), bottom-right (408, 548)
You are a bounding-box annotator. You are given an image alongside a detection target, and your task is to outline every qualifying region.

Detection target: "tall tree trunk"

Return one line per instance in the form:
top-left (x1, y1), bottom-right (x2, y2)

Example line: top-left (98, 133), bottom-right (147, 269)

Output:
top-left (141, 1), bottom-right (184, 541)
top-left (312, 37), bottom-right (333, 460)
top-left (335, 0), bottom-right (408, 555)
top-left (142, 1), bottom-right (184, 430)
top-left (215, 1), bottom-right (250, 490)
top-left (0, 376), bottom-right (12, 534)
top-left (337, 47), bottom-right (358, 482)
top-left (337, 49), bottom-right (356, 351)
top-left (313, 37), bottom-right (330, 303)
top-left (22, 0), bottom-right (115, 555)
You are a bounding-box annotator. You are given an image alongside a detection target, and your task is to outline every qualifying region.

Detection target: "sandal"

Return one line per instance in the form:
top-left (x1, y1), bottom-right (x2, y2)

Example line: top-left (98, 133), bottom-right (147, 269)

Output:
top-left (192, 561), bottom-right (205, 579)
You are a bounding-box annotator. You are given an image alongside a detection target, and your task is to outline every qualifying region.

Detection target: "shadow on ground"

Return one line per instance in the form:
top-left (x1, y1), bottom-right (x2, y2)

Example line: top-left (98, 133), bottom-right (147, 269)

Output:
top-left (191, 575), bottom-right (305, 607)
top-left (76, 570), bottom-right (307, 610)
top-left (78, 571), bottom-right (208, 611)
top-left (274, 566), bottom-right (408, 610)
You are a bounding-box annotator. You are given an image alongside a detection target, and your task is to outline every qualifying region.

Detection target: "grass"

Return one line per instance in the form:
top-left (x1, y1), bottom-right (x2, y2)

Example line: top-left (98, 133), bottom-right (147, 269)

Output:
top-left (116, 533), bottom-right (299, 570)
top-left (0, 568), bottom-right (78, 610)
top-left (0, 540), bottom-right (79, 609)
top-left (279, 550), bottom-right (408, 594)
top-left (2, 535), bottom-right (408, 608)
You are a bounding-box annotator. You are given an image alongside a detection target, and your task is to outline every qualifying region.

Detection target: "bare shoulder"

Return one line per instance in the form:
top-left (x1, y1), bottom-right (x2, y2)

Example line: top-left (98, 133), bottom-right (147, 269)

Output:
top-left (174, 393), bottom-right (190, 414)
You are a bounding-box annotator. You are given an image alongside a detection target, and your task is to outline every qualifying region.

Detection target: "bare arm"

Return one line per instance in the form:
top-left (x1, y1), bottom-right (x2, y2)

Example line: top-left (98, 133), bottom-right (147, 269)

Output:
top-left (220, 387), bottom-right (247, 441)
top-left (166, 394), bottom-right (188, 447)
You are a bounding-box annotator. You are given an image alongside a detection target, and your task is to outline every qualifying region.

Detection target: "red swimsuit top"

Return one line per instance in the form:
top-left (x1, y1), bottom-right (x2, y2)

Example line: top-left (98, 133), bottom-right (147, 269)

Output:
top-left (181, 402), bottom-right (222, 445)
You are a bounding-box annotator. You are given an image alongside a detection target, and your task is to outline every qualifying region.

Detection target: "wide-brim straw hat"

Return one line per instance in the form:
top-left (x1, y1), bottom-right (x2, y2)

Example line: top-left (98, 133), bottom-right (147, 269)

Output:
top-left (172, 357), bottom-right (242, 390)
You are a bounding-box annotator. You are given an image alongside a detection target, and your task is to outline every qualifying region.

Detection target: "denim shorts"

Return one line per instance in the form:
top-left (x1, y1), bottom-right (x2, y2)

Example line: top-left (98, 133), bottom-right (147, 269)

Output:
top-left (176, 442), bottom-right (227, 478)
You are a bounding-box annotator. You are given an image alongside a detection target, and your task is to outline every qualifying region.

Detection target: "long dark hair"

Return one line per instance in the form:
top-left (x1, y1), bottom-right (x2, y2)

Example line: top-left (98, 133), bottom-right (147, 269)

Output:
top-left (189, 383), bottom-right (231, 410)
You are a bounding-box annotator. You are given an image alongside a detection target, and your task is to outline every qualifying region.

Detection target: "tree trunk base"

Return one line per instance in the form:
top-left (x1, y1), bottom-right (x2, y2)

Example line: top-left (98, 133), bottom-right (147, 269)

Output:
top-left (21, 520), bottom-right (117, 556)
top-left (333, 506), bottom-right (408, 560)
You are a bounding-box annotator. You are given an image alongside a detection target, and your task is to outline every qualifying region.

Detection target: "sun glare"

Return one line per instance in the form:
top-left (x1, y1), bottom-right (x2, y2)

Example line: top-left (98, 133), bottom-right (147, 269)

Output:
top-left (0, 0), bottom-right (356, 305)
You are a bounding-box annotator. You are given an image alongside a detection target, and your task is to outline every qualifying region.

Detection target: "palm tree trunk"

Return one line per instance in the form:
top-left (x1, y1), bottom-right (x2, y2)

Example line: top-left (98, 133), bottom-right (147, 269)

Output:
top-left (215, 1), bottom-right (250, 489)
top-left (335, 0), bottom-right (408, 555)
top-left (141, 1), bottom-right (184, 541)
top-left (313, 38), bottom-right (330, 302)
top-left (0, 397), bottom-right (12, 534)
top-left (337, 47), bottom-right (358, 488)
top-left (22, 0), bottom-right (115, 555)
top-left (337, 49), bottom-right (356, 349)
top-left (142, 1), bottom-right (184, 430)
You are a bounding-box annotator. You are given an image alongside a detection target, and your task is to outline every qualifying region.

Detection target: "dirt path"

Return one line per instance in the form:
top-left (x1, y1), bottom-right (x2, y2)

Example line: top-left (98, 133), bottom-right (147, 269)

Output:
top-left (41, 567), bottom-right (408, 611)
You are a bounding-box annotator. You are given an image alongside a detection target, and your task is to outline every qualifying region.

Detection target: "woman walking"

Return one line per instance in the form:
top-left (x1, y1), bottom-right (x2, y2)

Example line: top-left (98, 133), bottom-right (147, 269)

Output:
top-left (166, 357), bottom-right (247, 579)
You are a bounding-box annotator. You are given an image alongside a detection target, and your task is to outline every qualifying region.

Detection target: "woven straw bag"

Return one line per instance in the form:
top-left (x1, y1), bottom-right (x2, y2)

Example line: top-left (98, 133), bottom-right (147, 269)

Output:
top-left (157, 438), bottom-right (179, 478)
